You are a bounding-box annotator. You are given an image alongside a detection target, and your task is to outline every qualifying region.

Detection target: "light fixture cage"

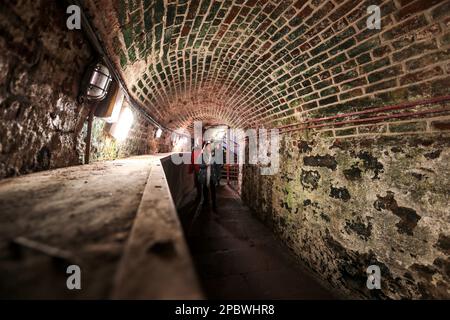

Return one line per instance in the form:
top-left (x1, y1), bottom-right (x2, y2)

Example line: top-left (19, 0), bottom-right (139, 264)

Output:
top-left (85, 63), bottom-right (113, 102)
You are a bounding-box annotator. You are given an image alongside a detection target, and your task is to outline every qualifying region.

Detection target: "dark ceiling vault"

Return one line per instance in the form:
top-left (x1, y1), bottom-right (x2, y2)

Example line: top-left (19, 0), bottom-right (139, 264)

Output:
top-left (84, 0), bottom-right (450, 130)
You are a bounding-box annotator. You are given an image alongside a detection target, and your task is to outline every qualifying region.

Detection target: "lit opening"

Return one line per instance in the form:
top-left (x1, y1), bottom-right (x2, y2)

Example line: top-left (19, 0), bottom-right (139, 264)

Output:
top-left (112, 106), bottom-right (134, 142)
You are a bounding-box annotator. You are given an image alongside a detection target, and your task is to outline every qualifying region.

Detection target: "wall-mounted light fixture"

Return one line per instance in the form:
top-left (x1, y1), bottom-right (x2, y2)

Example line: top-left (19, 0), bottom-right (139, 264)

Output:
top-left (81, 62), bottom-right (113, 102)
top-left (111, 106), bottom-right (134, 142)
top-left (155, 128), bottom-right (163, 139)
top-left (103, 88), bottom-right (124, 123)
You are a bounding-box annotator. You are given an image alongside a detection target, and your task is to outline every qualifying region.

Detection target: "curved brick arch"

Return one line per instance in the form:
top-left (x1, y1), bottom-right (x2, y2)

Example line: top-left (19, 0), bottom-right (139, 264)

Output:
top-left (1, 0), bottom-right (450, 300)
top-left (154, 86), bottom-right (251, 128)
top-left (85, 0), bottom-right (450, 131)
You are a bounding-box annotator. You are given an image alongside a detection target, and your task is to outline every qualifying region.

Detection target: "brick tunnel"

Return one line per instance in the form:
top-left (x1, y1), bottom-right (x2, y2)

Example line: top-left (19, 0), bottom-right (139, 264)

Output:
top-left (0, 0), bottom-right (449, 300)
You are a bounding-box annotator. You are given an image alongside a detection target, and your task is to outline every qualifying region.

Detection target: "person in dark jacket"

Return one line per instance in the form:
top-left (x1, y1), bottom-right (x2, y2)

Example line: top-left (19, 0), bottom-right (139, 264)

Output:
top-left (197, 142), bottom-right (218, 211)
top-left (213, 142), bottom-right (224, 187)
top-left (190, 144), bottom-right (202, 201)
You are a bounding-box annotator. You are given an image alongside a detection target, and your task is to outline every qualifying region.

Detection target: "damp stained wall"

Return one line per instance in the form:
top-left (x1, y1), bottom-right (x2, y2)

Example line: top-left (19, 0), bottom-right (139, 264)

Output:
top-left (0, 1), bottom-right (92, 179)
top-left (242, 132), bottom-right (450, 299)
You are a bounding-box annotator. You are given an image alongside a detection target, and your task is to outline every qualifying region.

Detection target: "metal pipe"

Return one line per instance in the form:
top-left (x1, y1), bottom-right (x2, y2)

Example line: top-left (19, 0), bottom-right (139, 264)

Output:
top-left (283, 107), bottom-right (450, 134)
top-left (84, 108), bottom-right (94, 164)
top-left (278, 94), bottom-right (450, 131)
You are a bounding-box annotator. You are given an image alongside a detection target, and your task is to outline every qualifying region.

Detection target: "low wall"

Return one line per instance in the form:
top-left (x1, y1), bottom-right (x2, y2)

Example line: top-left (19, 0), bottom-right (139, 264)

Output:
top-left (161, 153), bottom-right (197, 210)
top-left (113, 154), bottom-right (203, 299)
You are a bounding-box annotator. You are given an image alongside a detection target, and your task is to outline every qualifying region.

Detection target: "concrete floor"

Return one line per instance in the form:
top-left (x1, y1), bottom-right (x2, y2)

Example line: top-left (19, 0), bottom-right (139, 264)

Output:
top-left (185, 185), bottom-right (336, 300)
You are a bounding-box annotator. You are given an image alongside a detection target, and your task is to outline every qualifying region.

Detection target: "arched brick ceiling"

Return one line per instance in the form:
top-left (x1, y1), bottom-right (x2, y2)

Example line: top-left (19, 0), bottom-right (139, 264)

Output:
top-left (84, 0), bottom-right (450, 130)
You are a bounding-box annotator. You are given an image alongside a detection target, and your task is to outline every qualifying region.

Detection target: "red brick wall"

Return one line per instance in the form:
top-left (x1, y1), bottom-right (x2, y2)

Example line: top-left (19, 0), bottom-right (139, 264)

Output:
top-left (85, 0), bottom-right (450, 132)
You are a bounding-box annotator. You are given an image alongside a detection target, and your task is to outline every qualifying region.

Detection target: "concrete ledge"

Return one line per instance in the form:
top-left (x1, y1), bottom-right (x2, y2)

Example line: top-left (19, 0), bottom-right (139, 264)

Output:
top-left (161, 154), bottom-right (197, 210)
top-left (112, 154), bottom-right (203, 299)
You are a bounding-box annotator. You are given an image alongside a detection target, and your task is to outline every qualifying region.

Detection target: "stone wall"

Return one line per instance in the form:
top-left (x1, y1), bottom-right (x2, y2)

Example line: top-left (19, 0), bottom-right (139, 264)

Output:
top-left (0, 1), bottom-right (166, 179)
top-left (0, 0), bottom-right (93, 179)
top-left (88, 101), bottom-right (171, 162)
top-left (242, 130), bottom-right (450, 299)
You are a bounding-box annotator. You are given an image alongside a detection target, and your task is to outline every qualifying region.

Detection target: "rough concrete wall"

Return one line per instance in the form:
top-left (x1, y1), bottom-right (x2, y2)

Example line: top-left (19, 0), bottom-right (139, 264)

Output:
top-left (0, 0), bottom-right (93, 179)
top-left (242, 131), bottom-right (450, 299)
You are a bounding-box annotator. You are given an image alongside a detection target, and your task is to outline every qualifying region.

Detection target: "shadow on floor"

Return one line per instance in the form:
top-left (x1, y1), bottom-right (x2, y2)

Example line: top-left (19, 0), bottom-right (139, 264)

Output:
top-left (182, 184), bottom-right (336, 300)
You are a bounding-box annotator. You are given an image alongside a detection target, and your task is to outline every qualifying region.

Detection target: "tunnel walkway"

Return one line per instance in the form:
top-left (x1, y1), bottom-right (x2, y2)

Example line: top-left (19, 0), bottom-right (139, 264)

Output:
top-left (0, 153), bottom-right (334, 299)
top-left (185, 185), bottom-right (336, 300)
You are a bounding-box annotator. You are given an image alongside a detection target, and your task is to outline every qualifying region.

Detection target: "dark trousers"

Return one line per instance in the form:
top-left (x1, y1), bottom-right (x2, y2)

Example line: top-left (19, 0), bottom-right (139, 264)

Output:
top-left (202, 181), bottom-right (216, 208)
top-left (194, 172), bottom-right (202, 201)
